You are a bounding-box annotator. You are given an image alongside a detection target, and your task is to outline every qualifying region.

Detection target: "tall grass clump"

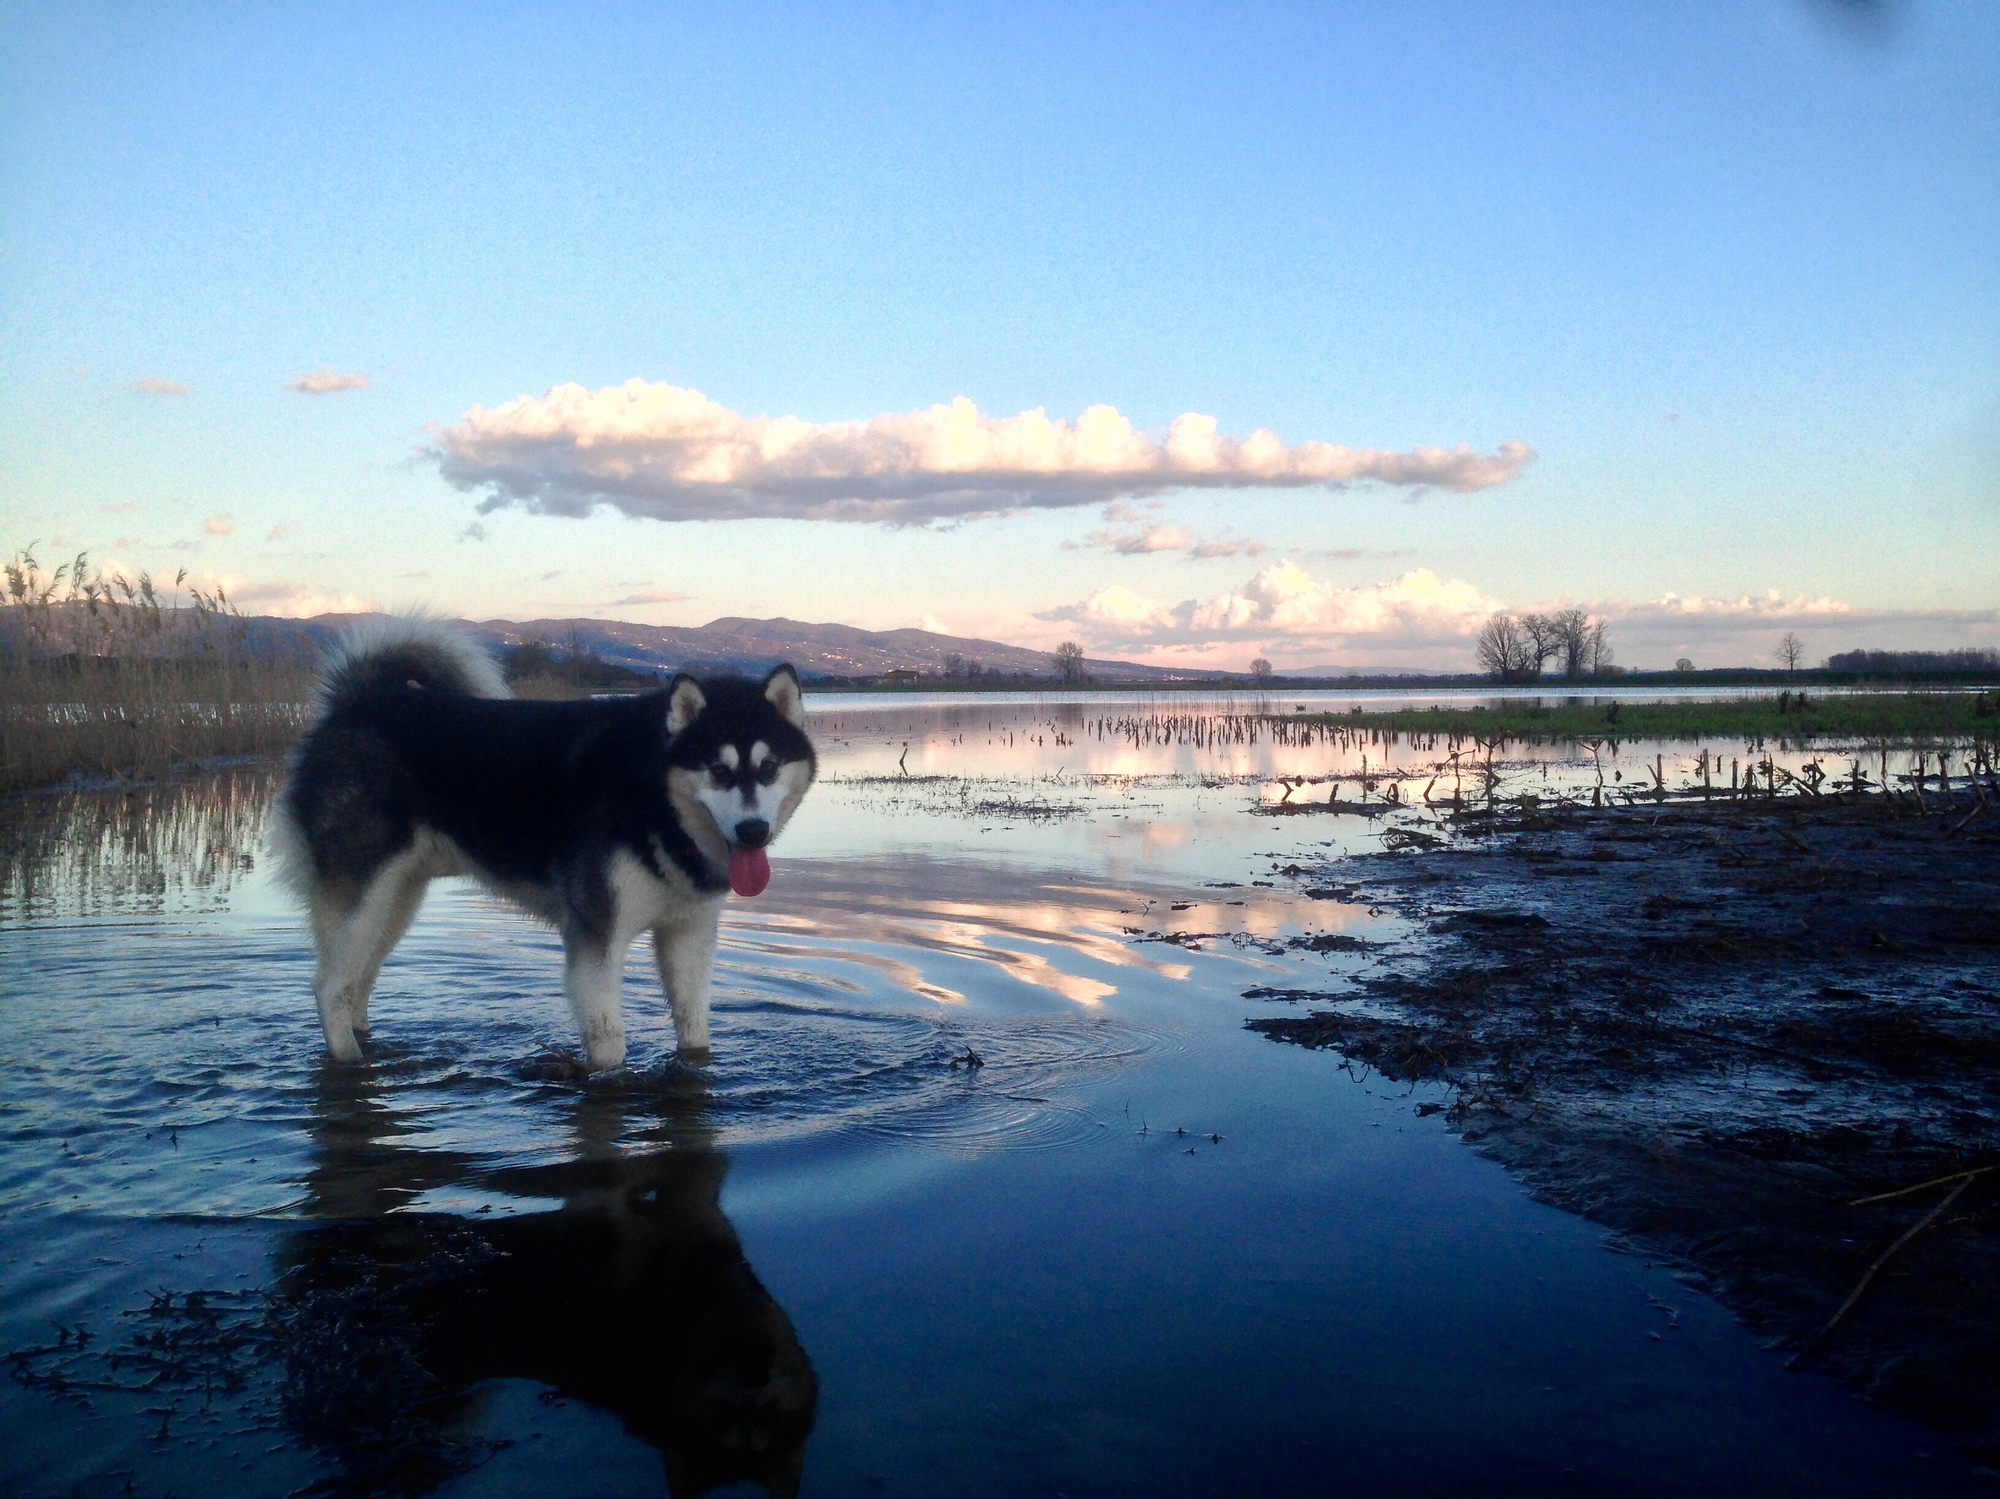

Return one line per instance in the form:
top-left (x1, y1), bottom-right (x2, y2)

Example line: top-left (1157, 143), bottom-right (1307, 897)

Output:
top-left (2, 547), bottom-right (318, 795)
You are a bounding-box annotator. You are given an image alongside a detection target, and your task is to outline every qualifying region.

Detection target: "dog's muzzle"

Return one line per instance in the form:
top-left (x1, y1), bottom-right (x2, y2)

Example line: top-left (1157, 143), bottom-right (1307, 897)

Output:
top-left (733, 818), bottom-right (772, 849)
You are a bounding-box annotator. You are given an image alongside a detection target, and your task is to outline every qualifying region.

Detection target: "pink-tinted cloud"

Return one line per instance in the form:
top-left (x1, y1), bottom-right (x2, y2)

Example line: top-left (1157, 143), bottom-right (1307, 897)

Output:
top-left (1065, 520), bottom-right (1269, 559)
top-left (1066, 521), bottom-right (1194, 554)
top-left (1187, 536), bottom-right (1269, 559)
top-left (288, 367), bottom-right (372, 395)
top-left (58, 558), bottom-right (373, 619)
top-left (1573, 591), bottom-right (1997, 667)
top-left (206, 574), bottom-right (373, 616)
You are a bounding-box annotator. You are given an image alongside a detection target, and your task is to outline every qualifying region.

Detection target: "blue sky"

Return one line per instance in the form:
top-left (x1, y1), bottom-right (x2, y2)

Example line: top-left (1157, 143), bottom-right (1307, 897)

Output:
top-left (3, 1), bottom-right (1994, 670)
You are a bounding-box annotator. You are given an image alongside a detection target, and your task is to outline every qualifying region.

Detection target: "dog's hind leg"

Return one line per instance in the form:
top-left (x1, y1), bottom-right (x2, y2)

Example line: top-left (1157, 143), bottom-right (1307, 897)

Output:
top-left (347, 867), bottom-right (430, 1038)
top-left (313, 849), bottom-right (427, 1062)
top-left (563, 935), bottom-right (628, 1071)
top-left (651, 898), bottom-right (723, 1058)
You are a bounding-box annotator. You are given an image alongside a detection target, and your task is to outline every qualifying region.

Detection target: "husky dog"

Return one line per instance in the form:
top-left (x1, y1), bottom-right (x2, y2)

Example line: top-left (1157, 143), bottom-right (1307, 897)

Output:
top-left (274, 617), bottom-right (816, 1070)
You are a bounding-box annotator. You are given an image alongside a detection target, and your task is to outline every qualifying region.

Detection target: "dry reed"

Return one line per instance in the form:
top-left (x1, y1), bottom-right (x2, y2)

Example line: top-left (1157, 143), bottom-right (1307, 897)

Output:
top-left (2, 547), bottom-right (317, 796)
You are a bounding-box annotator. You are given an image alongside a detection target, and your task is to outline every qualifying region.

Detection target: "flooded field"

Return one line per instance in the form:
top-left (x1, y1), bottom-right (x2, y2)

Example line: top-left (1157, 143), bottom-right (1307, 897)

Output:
top-left (2, 693), bottom-right (1991, 1496)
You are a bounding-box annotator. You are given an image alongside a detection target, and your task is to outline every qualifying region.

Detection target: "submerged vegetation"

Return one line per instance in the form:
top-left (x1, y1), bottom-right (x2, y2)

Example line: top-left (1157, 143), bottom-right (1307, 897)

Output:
top-left (1290, 691), bottom-right (2000, 749)
top-left (1, 548), bottom-right (315, 795)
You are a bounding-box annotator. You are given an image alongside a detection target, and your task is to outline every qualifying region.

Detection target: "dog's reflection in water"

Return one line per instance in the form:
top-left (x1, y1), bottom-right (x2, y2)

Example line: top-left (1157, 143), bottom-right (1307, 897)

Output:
top-left (285, 1075), bottom-right (817, 1497)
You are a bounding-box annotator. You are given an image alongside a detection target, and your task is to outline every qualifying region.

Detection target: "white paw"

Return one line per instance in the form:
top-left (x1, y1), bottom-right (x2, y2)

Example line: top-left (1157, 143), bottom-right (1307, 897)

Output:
top-left (324, 1027), bottom-right (363, 1064)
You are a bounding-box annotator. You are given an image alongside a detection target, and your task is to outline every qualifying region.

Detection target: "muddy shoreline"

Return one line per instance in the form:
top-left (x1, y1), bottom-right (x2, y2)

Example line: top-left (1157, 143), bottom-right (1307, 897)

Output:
top-left (1248, 791), bottom-right (2000, 1464)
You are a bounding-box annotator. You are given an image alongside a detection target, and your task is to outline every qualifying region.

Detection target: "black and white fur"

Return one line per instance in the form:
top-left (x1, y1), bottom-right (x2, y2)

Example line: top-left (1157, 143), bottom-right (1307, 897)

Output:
top-left (273, 616), bottom-right (816, 1070)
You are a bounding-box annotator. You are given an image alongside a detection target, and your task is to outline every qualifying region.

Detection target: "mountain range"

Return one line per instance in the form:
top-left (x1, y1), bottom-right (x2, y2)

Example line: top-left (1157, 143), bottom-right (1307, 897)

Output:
top-left (275, 612), bottom-right (1221, 683)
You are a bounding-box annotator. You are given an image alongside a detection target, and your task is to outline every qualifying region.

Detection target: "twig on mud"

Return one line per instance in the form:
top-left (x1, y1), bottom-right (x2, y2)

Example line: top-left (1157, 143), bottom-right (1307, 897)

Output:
top-left (1847, 1164), bottom-right (1994, 1207)
top-left (1944, 803), bottom-right (1986, 838)
top-left (1774, 826), bottom-right (1816, 856)
top-left (1790, 1173), bottom-right (1981, 1365)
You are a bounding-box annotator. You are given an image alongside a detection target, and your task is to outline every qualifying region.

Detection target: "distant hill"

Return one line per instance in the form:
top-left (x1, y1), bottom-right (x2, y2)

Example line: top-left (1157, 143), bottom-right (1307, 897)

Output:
top-left (265, 612), bottom-right (1218, 683)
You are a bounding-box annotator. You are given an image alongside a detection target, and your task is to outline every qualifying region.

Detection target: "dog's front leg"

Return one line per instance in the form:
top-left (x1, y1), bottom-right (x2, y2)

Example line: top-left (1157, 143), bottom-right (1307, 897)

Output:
top-left (562, 934), bottom-right (628, 1071)
top-left (652, 898), bottom-right (723, 1058)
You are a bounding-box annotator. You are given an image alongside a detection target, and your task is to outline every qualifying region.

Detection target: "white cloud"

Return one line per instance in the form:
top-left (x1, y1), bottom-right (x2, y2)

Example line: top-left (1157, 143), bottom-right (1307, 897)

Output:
top-left (1501, 590), bottom-right (1996, 670)
top-left (433, 381), bottom-right (1536, 524)
top-left (607, 588), bottom-right (691, 606)
top-left (1029, 567), bottom-right (2000, 672)
top-left (1072, 584), bottom-right (1179, 633)
top-left (126, 378), bottom-right (190, 396)
top-left (204, 514), bottom-right (234, 536)
top-left (288, 367), bottom-right (372, 395)
top-left (1615, 589), bottom-right (1849, 622)
top-left (1040, 561), bottom-right (1501, 654)
top-left (223, 578), bottom-right (374, 616)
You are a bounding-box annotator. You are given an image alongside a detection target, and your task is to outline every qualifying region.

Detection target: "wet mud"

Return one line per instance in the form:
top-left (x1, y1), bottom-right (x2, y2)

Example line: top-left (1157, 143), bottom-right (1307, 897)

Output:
top-left (1248, 791), bottom-right (2000, 1461)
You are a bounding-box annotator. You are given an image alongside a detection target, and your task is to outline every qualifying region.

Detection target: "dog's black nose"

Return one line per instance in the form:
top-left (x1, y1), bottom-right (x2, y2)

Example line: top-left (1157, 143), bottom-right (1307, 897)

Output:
top-left (734, 819), bottom-right (771, 849)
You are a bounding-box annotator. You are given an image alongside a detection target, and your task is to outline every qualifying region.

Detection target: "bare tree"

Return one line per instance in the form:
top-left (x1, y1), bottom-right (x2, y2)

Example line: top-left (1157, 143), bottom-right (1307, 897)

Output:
top-left (1674, 657), bottom-right (1693, 673)
top-left (1540, 607), bottom-right (1585, 678)
top-left (1516, 613), bottom-right (1559, 679)
top-left (942, 652), bottom-right (965, 679)
top-left (1052, 641), bottom-right (1086, 685)
top-left (1249, 656), bottom-right (1273, 681)
top-left (1475, 614), bottom-right (1532, 682)
top-left (1585, 619), bottom-right (1615, 678)
top-left (1776, 632), bottom-right (1804, 674)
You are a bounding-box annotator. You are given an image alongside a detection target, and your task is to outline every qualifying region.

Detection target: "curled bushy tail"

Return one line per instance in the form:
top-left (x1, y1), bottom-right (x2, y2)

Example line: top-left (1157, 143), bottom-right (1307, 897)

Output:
top-left (313, 614), bottom-right (509, 721)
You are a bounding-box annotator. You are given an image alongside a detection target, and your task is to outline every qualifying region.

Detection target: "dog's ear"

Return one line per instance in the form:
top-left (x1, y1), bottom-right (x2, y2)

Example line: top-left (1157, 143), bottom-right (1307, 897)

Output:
top-left (666, 674), bottom-right (706, 737)
top-left (762, 663), bottom-right (805, 729)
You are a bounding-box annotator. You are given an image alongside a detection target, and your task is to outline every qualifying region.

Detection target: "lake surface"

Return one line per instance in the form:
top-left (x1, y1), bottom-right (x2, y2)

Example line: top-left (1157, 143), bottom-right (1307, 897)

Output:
top-left (1, 696), bottom-right (1984, 1496)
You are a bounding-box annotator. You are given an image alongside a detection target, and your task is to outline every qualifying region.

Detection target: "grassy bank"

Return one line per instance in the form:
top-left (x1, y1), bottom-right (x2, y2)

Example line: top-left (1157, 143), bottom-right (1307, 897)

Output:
top-left (1289, 691), bottom-right (2000, 748)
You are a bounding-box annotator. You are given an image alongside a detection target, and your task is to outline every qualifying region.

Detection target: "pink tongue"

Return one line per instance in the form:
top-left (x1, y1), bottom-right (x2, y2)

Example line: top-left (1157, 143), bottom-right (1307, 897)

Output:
top-left (728, 845), bottom-right (771, 897)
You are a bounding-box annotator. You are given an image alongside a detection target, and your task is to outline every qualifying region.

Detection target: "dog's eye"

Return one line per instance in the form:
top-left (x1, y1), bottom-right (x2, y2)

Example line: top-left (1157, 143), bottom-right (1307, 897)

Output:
top-left (707, 762), bottom-right (732, 783)
top-left (756, 759), bottom-right (780, 786)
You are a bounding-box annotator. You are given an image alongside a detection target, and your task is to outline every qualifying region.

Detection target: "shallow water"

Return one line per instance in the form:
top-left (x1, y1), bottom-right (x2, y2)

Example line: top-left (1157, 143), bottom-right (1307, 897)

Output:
top-left (0, 700), bottom-right (1987, 1496)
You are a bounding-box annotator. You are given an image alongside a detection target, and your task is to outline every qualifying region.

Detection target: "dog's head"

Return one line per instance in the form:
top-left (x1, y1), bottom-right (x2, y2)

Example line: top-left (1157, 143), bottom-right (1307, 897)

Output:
top-left (662, 664), bottom-right (817, 895)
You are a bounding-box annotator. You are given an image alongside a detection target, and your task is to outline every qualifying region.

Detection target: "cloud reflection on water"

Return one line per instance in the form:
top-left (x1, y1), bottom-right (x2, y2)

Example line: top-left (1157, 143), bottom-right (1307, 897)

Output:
top-left (729, 862), bottom-right (1201, 1009)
